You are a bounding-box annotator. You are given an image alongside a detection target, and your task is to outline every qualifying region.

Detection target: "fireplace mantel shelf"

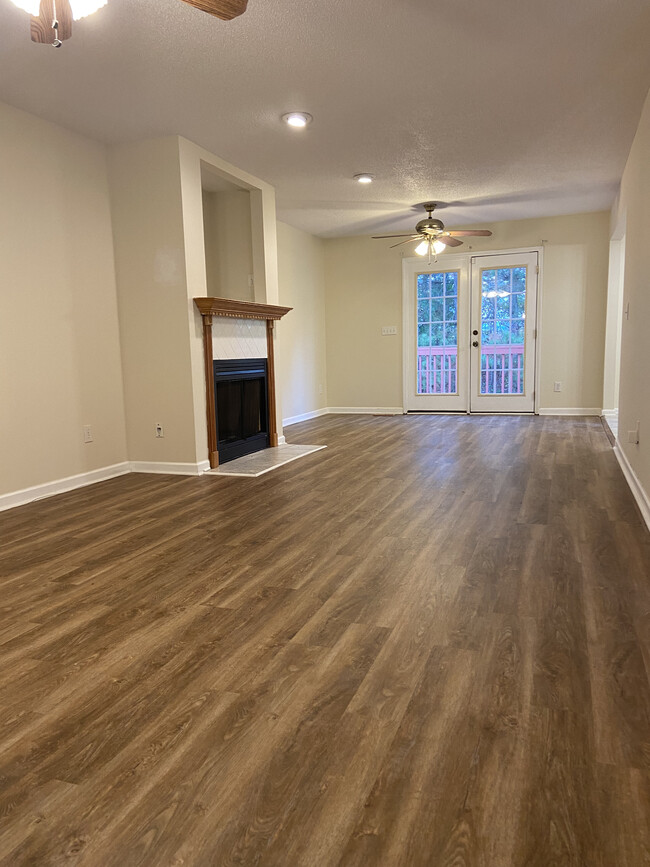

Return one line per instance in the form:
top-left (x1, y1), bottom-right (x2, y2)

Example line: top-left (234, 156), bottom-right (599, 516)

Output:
top-left (194, 297), bottom-right (292, 322)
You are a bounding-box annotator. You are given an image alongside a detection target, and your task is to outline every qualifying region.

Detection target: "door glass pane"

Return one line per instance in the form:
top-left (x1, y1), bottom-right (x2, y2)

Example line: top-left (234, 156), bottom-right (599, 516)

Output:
top-left (416, 271), bottom-right (459, 394)
top-left (479, 266), bottom-right (526, 395)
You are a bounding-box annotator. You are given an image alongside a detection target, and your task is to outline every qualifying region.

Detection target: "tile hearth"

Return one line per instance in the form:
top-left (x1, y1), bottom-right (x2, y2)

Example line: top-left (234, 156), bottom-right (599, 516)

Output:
top-left (204, 443), bottom-right (326, 477)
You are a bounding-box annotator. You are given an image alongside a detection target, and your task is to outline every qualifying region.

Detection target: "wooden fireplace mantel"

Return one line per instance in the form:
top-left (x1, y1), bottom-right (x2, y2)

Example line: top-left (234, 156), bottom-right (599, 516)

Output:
top-left (194, 297), bottom-right (292, 469)
top-left (194, 297), bottom-right (292, 322)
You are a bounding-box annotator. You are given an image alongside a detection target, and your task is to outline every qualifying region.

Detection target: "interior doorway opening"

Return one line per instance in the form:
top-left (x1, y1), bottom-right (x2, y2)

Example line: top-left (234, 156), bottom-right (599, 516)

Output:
top-left (602, 229), bottom-right (626, 440)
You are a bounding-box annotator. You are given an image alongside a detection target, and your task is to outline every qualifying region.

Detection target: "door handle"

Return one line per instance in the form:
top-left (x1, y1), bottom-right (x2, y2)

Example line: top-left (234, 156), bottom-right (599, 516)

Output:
top-left (472, 341), bottom-right (479, 347)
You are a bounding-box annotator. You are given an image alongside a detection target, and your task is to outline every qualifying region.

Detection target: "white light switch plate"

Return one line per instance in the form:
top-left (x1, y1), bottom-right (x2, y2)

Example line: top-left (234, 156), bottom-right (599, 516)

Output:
top-left (382, 326), bottom-right (398, 336)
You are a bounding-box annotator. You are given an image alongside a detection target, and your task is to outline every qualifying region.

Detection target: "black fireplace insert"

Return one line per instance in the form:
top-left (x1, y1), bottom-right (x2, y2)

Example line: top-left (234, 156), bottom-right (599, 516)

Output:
top-left (213, 358), bottom-right (269, 464)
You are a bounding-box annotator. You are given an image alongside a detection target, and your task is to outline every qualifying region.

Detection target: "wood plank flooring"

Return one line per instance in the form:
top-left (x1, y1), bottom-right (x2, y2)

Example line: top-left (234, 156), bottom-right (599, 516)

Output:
top-left (1, 414), bottom-right (649, 866)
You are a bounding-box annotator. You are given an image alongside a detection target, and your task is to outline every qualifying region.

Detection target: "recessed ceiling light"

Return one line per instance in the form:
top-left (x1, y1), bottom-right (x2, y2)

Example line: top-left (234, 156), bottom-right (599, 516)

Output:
top-left (282, 112), bottom-right (313, 128)
top-left (353, 173), bottom-right (375, 184)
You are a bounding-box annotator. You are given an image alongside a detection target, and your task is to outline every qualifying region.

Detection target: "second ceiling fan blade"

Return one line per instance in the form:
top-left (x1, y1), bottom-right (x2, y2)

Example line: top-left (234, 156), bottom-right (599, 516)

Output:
top-left (372, 234), bottom-right (420, 239)
top-left (31, 0), bottom-right (73, 43)
top-left (438, 235), bottom-right (463, 247)
top-left (447, 230), bottom-right (493, 237)
top-left (179, 0), bottom-right (248, 20)
top-left (390, 236), bottom-right (424, 249)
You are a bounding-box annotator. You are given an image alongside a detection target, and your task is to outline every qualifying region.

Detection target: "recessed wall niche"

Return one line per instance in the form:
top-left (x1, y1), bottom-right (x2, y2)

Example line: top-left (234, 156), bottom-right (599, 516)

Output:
top-left (201, 168), bottom-right (254, 302)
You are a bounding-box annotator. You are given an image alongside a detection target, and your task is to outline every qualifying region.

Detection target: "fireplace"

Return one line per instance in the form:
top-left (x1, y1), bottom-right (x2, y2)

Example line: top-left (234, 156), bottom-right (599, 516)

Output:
top-left (194, 297), bottom-right (292, 469)
top-left (214, 358), bottom-right (269, 464)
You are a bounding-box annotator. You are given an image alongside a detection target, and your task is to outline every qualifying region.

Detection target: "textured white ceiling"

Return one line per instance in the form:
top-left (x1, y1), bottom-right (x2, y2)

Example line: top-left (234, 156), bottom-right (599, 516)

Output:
top-left (1, 0), bottom-right (650, 236)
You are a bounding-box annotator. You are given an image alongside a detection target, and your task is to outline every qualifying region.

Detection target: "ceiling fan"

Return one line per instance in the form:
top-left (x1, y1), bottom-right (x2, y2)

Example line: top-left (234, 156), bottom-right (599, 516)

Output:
top-left (373, 203), bottom-right (492, 259)
top-left (11, 0), bottom-right (247, 47)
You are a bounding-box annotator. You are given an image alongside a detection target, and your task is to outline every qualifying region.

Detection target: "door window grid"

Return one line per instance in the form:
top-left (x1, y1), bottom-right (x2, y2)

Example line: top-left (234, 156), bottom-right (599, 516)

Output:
top-left (416, 271), bottom-right (459, 395)
top-left (480, 266), bottom-right (526, 395)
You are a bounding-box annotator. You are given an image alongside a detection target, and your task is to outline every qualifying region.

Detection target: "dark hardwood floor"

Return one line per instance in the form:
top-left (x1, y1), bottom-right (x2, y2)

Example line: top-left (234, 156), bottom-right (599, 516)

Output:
top-left (1, 414), bottom-right (649, 866)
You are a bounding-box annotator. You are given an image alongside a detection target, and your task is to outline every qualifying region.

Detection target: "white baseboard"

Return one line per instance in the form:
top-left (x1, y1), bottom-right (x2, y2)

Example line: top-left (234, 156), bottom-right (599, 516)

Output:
top-left (288, 406), bottom-right (601, 420)
top-left (0, 462), bottom-right (131, 513)
top-left (538, 407), bottom-right (602, 416)
top-left (327, 406), bottom-right (404, 416)
top-left (601, 409), bottom-right (619, 439)
top-left (130, 461), bottom-right (210, 476)
top-left (614, 444), bottom-right (650, 532)
top-left (282, 407), bottom-right (329, 426)
top-left (277, 436), bottom-right (286, 446)
top-left (283, 407), bottom-right (405, 424)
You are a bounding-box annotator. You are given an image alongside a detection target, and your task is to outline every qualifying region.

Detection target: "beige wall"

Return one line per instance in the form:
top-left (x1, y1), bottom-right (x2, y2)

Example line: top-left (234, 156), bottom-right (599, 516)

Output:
top-left (277, 222), bottom-right (328, 424)
top-left (202, 189), bottom-right (254, 302)
top-left (109, 137), bottom-right (199, 465)
top-left (613, 86), bottom-right (650, 499)
top-left (324, 212), bottom-right (610, 411)
top-left (0, 101), bottom-right (127, 497)
top-left (324, 236), bottom-right (403, 410)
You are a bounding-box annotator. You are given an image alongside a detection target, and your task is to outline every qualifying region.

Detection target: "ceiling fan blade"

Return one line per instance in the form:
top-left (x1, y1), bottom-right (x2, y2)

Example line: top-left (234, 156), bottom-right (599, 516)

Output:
top-left (372, 234), bottom-right (421, 240)
top-left (447, 230), bottom-right (493, 237)
top-left (31, 0), bottom-right (73, 43)
top-left (390, 237), bottom-right (424, 249)
top-left (438, 235), bottom-right (463, 248)
top-left (179, 0), bottom-right (248, 20)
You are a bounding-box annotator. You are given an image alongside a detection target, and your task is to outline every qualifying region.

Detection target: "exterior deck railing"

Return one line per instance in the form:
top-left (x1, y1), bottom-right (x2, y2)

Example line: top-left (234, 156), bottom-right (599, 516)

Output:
top-left (417, 346), bottom-right (457, 395)
top-left (417, 345), bottom-right (524, 395)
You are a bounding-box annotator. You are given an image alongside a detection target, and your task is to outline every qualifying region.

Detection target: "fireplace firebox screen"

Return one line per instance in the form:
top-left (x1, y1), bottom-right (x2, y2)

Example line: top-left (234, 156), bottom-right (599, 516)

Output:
top-left (213, 358), bottom-right (269, 464)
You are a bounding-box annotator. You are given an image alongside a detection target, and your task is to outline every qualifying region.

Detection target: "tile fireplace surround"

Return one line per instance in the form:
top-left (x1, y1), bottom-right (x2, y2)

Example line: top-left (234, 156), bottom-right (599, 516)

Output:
top-left (212, 317), bottom-right (268, 360)
top-left (194, 297), bottom-right (292, 469)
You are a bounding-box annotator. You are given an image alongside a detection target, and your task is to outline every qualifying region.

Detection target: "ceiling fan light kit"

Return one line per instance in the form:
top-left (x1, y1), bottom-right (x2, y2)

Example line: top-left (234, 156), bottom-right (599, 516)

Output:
top-left (13, 0), bottom-right (107, 46)
top-left (69, 0), bottom-right (106, 19)
top-left (10, 0), bottom-right (108, 19)
top-left (415, 238), bottom-right (446, 257)
top-left (11, 0), bottom-right (40, 14)
top-left (373, 202), bottom-right (493, 261)
top-left (12, 0), bottom-right (248, 46)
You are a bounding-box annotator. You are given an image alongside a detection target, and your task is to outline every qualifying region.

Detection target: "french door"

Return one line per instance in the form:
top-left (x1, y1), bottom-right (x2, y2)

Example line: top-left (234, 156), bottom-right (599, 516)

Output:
top-left (403, 250), bottom-right (538, 413)
top-left (470, 252), bottom-right (538, 412)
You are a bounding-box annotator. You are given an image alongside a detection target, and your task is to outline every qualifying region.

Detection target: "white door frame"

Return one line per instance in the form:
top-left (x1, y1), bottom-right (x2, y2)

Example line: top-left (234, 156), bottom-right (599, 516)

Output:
top-left (602, 210), bottom-right (626, 432)
top-left (402, 246), bottom-right (544, 413)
